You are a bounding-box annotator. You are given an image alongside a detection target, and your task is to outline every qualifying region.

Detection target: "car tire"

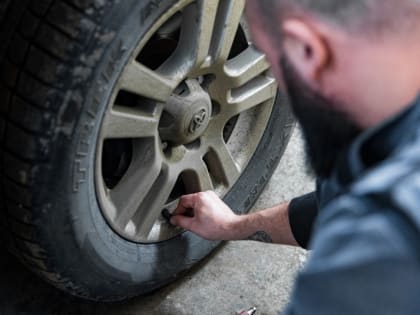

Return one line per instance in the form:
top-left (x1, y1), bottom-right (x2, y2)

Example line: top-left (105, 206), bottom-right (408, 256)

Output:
top-left (0, 0), bottom-right (294, 301)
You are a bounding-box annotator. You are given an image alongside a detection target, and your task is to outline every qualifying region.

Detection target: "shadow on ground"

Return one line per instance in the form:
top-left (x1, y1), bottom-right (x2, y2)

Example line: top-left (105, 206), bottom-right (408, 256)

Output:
top-left (0, 241), bottom-right (224, 315)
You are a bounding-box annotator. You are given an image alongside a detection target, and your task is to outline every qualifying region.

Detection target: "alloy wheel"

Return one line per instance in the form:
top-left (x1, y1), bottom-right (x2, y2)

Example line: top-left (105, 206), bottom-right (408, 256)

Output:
top-left (95, 0), bottom-right (277, 243)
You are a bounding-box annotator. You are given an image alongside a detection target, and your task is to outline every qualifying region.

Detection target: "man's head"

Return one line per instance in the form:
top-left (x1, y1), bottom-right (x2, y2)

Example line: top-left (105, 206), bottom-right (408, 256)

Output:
top-left (246, 0), bottom-right (420, 177)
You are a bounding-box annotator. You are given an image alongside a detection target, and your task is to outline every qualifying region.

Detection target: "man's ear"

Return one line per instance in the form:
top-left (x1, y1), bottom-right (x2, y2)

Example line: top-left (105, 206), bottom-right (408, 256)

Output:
top-left (282, 19), bottom-right (329, 84)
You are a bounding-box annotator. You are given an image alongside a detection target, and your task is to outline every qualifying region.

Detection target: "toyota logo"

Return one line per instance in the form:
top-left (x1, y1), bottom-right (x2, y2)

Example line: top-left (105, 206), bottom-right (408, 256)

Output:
top-left (189, 109), bottom-right (208, 134)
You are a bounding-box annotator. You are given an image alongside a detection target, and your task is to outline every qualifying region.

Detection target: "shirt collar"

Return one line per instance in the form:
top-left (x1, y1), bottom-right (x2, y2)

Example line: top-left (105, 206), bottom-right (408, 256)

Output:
top-left (338, 93), bottom-right (420, 183)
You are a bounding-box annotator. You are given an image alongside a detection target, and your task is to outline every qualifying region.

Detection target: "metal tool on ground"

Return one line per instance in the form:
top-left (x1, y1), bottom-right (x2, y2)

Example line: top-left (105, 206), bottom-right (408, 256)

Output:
top-left (237, 306), bottom-right (257, 315)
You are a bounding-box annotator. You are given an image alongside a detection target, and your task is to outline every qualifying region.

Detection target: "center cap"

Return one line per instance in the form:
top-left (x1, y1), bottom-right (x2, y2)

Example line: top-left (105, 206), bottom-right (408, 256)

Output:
top-left (159, 79), bottom-right (212, 145)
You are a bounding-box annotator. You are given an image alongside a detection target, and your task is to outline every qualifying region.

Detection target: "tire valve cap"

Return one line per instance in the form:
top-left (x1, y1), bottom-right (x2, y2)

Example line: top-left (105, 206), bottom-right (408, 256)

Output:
top-left (161, 208), bottom-right (173, 223)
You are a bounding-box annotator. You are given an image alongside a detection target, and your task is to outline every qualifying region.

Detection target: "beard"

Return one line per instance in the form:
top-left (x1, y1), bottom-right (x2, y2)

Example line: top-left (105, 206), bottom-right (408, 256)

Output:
top-left (280, 56), bottom-right (362, 178)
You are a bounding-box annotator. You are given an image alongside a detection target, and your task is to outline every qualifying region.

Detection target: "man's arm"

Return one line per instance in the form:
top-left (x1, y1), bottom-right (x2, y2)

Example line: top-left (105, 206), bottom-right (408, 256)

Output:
top-left (170, 191), bottom-right (316, 247)
top-left (227, 201), bottom-right (299, 246)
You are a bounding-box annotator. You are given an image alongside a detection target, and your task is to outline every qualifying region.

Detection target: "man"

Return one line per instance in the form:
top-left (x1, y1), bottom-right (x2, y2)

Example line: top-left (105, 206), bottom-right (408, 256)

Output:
top-left (171, 1), bottom-right (420, 314)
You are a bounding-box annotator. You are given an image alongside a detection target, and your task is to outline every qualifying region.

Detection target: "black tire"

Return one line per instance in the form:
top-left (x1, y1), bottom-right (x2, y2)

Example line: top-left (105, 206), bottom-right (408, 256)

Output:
top-left (0, 0), bottom-right (294, 301)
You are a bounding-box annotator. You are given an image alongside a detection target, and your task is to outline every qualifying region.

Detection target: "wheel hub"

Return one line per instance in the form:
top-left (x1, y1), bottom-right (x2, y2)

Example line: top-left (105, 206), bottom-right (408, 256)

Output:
top-left (159, 79), bottom-right (212, 145)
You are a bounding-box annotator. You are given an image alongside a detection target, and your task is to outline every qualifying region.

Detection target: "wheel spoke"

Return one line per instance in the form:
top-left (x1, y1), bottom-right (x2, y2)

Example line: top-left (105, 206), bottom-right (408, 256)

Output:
top-left (209, 0), bottom-right (245, 63)
top-left (181, 158), bottom-right (214, 193)
top-left (161, 0), bottom-right (245, 74)
top-left (103, 106), bottom-right (159, 139)
top-left (119, 60), bottom-right (175, 102)
top-left (206, 138), bottom-right (240, 187)
top-left (224, 46), bottom-right (271, 87)
top-left (194, 159), bottom-right (214, 191)
top-left (225, 76), bottom-right (277, 118)
top-left (157, 1), bottom-right (220, 77)
top-left (183, 1), bottom-right (220, 68)
top-left (110, 140), bottom-right (163, 229)
top-left (132, 165), bottom-right (178, 239)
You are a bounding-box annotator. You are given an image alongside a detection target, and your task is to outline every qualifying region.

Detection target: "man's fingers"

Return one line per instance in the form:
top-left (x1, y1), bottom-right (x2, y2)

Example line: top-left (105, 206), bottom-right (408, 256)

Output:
top-left (170, 214), bottom-right (193, 230)
top-left (172, 203), bottom-right (188, 216)
top-left (173, 194), bottom-right (197, 215)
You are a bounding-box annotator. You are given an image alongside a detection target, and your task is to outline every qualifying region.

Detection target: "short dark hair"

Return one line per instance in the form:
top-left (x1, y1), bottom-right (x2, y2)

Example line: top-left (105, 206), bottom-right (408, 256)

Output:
top-left (253, 0), bottom-right (420, 36)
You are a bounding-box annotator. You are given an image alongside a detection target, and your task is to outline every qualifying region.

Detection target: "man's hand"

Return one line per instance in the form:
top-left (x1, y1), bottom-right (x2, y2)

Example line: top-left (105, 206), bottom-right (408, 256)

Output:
top-left (171, 191), bottom-right (300, 246)
top-left (170, 191), bottom-right (240, 241)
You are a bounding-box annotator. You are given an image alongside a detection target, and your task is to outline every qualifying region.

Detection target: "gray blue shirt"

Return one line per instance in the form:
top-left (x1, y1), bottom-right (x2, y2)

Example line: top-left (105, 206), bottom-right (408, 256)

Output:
top-left (284, 94), bottom-right (420, 315)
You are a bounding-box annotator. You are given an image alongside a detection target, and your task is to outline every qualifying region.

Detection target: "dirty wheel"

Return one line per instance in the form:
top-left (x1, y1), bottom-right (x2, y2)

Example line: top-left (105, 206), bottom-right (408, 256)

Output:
top-left (0, 0), bottom-right (294, 301)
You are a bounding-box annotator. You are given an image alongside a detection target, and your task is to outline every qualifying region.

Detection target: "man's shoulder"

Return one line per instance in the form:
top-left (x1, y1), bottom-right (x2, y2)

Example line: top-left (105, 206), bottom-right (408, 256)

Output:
top-left (313, 179), bottom-right (420, 265)
top-left (351, 138), bottom-right (420, 216)
top-left (322, 137), bottom-right (420, 215)
top-left (316, 143), bottom-right (420, 256)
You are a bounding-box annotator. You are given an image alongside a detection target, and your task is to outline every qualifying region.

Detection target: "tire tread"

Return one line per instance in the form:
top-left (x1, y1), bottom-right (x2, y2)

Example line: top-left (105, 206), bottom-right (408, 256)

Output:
top-left (0, 0), bottom-right (105, 294)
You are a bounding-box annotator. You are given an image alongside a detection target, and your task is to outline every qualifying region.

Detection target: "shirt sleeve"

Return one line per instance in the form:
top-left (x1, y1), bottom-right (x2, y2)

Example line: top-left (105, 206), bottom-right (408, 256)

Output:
top-left (288, 192), bottom-right (318, 249)
top-left (282, 196), bottom-right (420, 315)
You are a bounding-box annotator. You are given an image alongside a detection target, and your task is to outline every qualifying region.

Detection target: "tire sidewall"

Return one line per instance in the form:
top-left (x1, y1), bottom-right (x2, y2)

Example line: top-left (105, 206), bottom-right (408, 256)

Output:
top-left (36, 0), bottom-right (294, 300)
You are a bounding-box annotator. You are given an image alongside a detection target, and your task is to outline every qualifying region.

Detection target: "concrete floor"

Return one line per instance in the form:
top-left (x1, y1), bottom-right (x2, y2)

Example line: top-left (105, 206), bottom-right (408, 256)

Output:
top-left (0, 129), bottom-right (314, 315)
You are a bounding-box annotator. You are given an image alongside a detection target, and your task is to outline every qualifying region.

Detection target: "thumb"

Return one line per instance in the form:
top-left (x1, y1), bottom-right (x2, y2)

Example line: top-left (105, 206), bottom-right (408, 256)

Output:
top-left (170, 214), bottom-right (193, 230)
